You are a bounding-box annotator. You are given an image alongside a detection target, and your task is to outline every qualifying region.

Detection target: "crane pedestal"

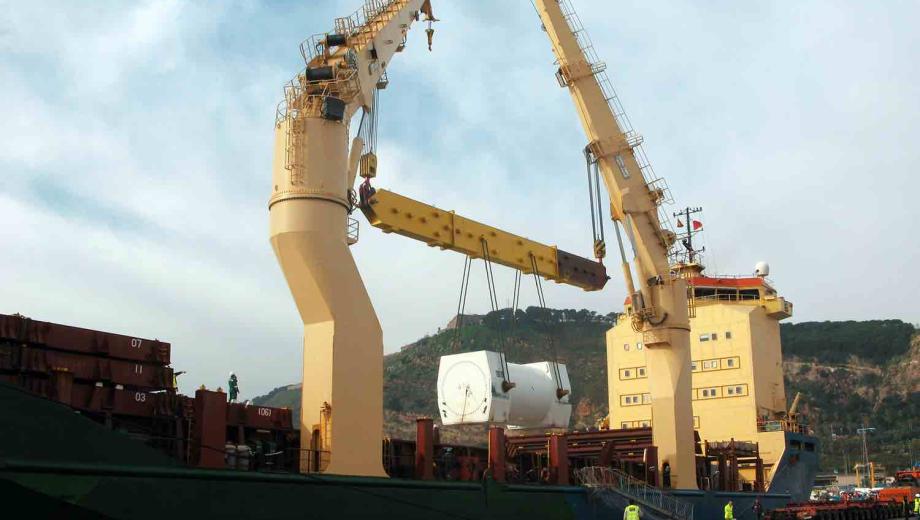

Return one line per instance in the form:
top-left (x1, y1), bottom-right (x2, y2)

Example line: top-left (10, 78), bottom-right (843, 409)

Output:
top-left (269, 117), bottom-right (385, 477)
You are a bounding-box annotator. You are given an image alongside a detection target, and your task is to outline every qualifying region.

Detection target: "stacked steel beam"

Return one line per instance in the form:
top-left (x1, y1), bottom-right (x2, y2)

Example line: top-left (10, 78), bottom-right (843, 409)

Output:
top-left (0, 313), bottom-right (297, 471)
top-left (0, 313), bottom-right (175, 418)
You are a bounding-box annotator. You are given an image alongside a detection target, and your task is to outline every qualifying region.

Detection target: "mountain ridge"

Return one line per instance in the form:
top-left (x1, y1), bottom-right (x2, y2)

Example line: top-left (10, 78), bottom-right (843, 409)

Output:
top-left (253, 309), bottom-right (919, 471)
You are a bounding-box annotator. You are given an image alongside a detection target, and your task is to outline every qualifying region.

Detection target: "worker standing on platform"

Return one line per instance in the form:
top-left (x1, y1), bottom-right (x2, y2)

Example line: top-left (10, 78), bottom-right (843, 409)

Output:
top-left (172, 370), bottom-right (186, 391)
top-left (752, 498), bottom-right (763, 520)
top-left (724, 500), bottom-right (734, 520)
top-left (913, 493), bottom-right (919, 517)
top-left (623, 499), bottom-right (642, 520)
top-left (228, 372), bottom-right (239, 403)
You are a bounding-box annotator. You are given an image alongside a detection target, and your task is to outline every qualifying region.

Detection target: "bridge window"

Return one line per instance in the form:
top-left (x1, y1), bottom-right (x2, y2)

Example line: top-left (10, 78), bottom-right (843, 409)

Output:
top-left (739, 289), bottom-right (761, 300)
top-left (699, 334), bottom-right (710, 342)
top-left (725, 331), bottom-right (732, 339)
top-left (716, 288), bottom-right (738, 300)
top-left (694, 287), bottom-right (716, 299)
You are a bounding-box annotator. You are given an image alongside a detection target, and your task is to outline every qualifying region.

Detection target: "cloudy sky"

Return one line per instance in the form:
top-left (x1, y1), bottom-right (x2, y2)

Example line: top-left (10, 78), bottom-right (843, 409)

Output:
top-left (2, 1), bottom-right (918, 399)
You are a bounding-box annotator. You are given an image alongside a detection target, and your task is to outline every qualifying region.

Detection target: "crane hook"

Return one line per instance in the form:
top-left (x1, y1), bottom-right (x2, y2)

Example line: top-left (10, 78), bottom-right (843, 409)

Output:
top-left (420, 1), bottom-right (437, 52)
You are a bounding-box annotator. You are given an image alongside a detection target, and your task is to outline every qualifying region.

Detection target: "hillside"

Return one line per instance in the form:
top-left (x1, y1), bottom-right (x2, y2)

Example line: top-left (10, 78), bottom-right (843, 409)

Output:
top-left (781, 322), bottom-right (920, 472)
top-left (254, 310), bottom-right (920, 471)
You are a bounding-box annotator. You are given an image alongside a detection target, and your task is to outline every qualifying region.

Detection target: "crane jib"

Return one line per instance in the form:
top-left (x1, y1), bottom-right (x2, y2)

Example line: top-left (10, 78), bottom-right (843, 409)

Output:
top-left (360, 188), bottom-right (609, 291)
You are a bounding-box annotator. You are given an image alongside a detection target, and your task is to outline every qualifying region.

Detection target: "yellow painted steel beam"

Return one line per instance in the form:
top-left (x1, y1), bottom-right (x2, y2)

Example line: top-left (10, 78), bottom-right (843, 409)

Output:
top-left (360, 188), bottom-right (608, 291)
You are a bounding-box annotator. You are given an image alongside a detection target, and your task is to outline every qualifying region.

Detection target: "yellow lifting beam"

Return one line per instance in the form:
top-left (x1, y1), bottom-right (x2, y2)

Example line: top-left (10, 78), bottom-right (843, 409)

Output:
top-left (360, 188), bottom-right (608, 291)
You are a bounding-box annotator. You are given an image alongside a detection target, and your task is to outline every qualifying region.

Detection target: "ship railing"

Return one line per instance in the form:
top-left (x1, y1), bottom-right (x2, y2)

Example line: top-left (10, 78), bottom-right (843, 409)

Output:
top-left (575, 466), bottom-right (694, 520)
top-left (692, 272), bottom-right (776, 282)
top-left (692, 293), bottom-right (762, 303)
top-left (283, 447), bottom-right (331, 473)
top-left (381, 448), bottom-right (487, 481)
top-left (757, 419), bottom-right (812, 435)
top-left (346, 216), bottom-right (359, 245)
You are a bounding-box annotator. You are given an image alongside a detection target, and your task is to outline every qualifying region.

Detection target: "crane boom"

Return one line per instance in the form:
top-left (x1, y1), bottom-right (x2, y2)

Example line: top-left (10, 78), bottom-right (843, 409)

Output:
top-left (361, 188), bottom-right (608, 291)
top-left (532, 0), bottom-right (697, 488)
top-left (269, 0), bottom-right (431, 477)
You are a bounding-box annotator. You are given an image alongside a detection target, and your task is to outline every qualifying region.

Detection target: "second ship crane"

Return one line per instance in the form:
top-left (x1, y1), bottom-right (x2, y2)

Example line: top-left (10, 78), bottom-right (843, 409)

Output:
top-left (533, 0), bottom-right (697, 488)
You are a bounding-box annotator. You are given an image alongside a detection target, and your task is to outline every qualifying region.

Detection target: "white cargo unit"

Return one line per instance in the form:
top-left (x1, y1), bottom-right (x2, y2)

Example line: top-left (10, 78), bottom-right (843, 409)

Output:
top-left (436, 350), bottom-right (572, 428)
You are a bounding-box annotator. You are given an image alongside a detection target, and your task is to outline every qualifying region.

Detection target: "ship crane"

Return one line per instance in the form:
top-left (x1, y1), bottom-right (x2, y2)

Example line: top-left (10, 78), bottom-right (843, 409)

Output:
top-left (532, 0), bottom-right (698, 488)
top-left (269, 0), bottom-right (435, 477)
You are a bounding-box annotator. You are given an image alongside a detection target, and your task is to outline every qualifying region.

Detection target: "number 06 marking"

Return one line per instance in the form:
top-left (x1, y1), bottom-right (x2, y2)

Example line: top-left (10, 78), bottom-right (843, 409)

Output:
top-left (258, 408), bottom-right (272, 417)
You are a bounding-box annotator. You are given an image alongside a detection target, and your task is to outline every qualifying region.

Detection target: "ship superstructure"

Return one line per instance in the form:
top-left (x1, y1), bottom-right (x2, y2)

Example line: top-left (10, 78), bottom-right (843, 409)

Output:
top-left (607, 259), bottom-right (816, 496)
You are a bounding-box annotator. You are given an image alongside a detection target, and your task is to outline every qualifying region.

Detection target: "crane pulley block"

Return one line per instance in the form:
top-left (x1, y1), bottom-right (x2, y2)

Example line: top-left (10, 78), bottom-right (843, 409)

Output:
top-left (593, 239), bottom-right (606, 260)
top-left (359, 153), bottom-right (378, 178)
top-left (360, 188), bottom-right (609, 291)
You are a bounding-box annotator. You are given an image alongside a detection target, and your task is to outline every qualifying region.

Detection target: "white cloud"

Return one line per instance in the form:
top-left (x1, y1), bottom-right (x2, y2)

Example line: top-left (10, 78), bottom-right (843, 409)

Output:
top-left (1, 0), bottom-right (918, 400)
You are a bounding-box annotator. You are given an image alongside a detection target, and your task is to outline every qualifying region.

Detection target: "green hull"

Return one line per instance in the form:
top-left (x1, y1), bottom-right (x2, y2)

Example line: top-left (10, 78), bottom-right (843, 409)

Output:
top-left (0, 382), bottom-right (796, 519)
top-left (1, 463), bottom-right (598, 519)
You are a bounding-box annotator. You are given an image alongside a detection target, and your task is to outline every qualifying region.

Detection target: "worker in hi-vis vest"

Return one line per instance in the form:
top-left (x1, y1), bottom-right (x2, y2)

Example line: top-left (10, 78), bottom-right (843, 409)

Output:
top-left (913, 493), bottom-right (919, 515)
top-left (724, 500), bottom-right (734, 520)
top-left (623, 499), bottom-right (642, 520)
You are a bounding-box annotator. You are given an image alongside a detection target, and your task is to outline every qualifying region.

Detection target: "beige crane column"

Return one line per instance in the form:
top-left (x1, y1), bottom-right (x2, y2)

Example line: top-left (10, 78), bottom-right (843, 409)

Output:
top-left (269, 115), bottom-right (386, 477)
top-left (533, 0), bottom-right (697, 488)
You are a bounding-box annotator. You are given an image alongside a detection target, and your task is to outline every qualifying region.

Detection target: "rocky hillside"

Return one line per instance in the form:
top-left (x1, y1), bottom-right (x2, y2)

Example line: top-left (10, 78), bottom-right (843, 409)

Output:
top-left (780, 321), bottom-right (920, 472)
top-left (254, 310), bottom-right (919, 470)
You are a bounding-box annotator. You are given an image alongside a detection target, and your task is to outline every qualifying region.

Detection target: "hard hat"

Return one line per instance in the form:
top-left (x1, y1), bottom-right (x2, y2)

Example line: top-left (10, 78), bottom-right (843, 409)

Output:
top-left (229, 371), bottom-right (234, 376)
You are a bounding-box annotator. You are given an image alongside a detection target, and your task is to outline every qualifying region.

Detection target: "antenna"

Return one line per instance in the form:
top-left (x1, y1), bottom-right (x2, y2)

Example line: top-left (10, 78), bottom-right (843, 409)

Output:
top-left (672, 206), bottom-right (705, 264)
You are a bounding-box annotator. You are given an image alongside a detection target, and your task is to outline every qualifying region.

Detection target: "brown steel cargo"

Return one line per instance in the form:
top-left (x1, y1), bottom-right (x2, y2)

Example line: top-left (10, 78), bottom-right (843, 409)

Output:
top-left (0, 343), bottom-right (173, 390)
top-left (0, 373), bottom-right (176, 418)
top-left (227, 401), bottom-right (294, 431)
top-left (0, 313), bottom-right (170, 365)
